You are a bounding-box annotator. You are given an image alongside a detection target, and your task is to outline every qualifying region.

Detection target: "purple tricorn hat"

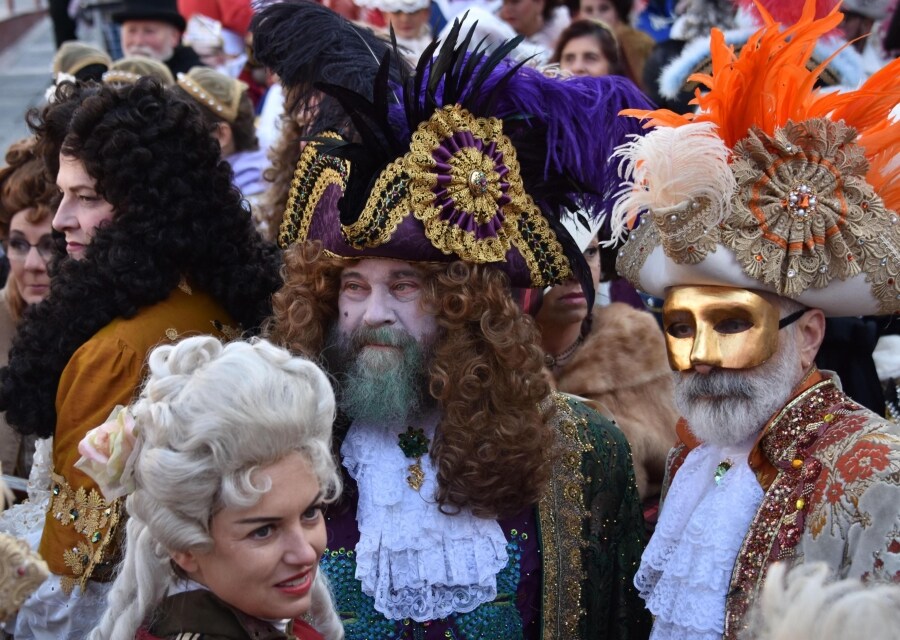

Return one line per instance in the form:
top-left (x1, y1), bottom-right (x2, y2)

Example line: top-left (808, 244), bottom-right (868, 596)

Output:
top-left (279, 118), bottom-right (575, 288)
top-left (257, 1), bottom-right (654, 299)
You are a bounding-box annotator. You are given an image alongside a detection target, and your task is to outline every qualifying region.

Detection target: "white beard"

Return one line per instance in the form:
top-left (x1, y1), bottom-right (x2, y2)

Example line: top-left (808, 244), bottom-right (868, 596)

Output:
top-left (674, 331), bottom-right (804, 447)
top-left (122, 43), bottom-right (174, 62)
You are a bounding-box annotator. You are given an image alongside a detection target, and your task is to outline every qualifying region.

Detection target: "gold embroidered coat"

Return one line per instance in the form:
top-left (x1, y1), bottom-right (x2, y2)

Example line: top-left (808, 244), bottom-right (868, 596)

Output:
top-left (39, 286), bottom-right (234, 592)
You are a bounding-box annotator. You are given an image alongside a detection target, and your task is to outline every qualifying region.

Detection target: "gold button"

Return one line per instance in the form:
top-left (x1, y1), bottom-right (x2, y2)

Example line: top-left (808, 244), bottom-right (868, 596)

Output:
top-left (796, 498), bottom-right (806, 510)
top-left (792, 458), bottom-right (803, 469)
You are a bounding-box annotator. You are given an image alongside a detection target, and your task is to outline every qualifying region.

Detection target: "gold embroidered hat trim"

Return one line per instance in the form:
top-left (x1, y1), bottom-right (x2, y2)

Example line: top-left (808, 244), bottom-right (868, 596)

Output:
top-left (280, 108), bottom-right (574, 288)
top-left (279, 132), bottom-right (349, 250)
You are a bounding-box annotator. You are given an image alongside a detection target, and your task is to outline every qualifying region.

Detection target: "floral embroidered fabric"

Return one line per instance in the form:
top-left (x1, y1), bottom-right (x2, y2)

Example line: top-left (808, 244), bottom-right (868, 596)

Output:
top-left (636, 439), bottom-right (763, 639)
top-left (341, 417), bottom-right (509, 622)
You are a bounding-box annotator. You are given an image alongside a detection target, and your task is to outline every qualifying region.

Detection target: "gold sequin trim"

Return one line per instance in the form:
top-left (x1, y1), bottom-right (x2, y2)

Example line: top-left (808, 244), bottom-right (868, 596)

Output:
top-left (279, 132), bottom-right (349, 249)
top-left (616, 218), bottom-right (658, 292)
top-left (342, 157), bottom-right (412, 249)
top-left (538, 394), bottom-right (591, 638)
top-left (50, 472), bottom-right (121, 594)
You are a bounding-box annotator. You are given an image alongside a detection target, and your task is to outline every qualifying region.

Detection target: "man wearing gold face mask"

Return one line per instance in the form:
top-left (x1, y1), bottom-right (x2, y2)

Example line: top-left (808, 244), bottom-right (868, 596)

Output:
top-left (608, 5), bottom-right (900, 640)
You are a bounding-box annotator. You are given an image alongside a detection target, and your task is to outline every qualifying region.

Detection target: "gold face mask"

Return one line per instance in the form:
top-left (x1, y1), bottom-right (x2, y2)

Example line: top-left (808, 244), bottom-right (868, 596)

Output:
top-left (662, 286), bottom-right (804, 371)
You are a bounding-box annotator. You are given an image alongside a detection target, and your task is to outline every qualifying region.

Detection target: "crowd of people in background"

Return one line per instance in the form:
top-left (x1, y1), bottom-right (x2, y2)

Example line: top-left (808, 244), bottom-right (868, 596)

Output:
top-left (0, 0), bottom-right (898, 639)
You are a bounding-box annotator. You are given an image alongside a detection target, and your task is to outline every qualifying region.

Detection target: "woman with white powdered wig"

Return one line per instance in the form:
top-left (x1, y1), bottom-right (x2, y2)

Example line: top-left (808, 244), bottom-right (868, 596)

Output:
top-left (82, 336), bottom-right (344, 640)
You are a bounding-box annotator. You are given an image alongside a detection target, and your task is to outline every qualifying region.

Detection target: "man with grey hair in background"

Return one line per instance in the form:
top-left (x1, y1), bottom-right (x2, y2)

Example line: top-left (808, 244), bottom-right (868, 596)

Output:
top-left (112, 0), bottom-right (202, 76)
top-left (606, 6), bottom-right (900, 640)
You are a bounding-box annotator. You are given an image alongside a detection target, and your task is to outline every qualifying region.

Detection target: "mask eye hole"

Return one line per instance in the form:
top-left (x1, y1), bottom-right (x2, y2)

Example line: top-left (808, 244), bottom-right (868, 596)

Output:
top-left (715, 318), bottom-right (754, 335)
top-left (666, 322), bottom-right (695, 339)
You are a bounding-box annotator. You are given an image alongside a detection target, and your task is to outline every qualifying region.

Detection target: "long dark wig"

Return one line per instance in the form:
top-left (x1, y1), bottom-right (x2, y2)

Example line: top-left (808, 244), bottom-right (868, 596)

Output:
top-left (0, 79), bottom-right (283, 438)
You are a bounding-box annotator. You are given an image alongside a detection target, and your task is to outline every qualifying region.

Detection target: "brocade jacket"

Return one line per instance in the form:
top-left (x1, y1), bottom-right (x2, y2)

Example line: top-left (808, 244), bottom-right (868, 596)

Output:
top-left (664, 372), bottom-right (900, 638)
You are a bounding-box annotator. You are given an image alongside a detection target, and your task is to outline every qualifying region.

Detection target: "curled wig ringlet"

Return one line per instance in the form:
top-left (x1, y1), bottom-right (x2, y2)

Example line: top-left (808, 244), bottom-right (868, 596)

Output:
top-left (90, 336), bottom-right (343, 640)
top-left (266, 241), bottom-right (346, 360)
top-left (267, 244), bottom-right (556, 519)
top-left (423, 262), bottom-right (556, 519)
top-left (0, 79), bottom-right (283, 438)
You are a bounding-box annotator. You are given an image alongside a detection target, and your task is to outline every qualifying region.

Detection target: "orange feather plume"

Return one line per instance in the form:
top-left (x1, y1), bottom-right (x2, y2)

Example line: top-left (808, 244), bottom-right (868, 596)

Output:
top-left (620, 0), bottom-right (900, 212)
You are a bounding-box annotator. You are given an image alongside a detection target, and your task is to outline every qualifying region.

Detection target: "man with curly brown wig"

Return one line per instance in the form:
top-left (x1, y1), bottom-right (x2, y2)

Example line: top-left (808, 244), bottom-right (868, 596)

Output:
top-left (254, 2), bottom-right (654, 638)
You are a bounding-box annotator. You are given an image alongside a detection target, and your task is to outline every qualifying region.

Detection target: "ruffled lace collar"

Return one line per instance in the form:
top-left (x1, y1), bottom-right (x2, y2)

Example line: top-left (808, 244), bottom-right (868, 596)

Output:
top-left (341, 416), bottom-right (509, 622)
top-left (635, 438), bottom-right (764, 639)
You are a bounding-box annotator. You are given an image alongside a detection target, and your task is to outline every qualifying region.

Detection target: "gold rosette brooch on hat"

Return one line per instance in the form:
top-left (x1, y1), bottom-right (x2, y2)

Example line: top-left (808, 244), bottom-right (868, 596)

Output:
top-left (610, 0), bottom-right (900, 316)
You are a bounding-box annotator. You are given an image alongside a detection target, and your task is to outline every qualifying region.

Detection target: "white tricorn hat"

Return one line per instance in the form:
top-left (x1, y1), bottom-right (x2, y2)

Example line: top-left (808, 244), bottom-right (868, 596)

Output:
top-left (610, 2), bottom-right (900, 317)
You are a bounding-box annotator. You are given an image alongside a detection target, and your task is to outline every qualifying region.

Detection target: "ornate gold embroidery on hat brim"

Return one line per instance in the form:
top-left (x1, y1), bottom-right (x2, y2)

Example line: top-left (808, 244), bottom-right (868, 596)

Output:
top-left (342, 156), bottom-right (412, 250)
top-left (724, 120), bottom-right (900, 312)
top-left (345, 104), bottom-right (572, 287)
top-left (280, 132), bottom-right (349, 249)
top-left (49, 471), bottom-right (122, 594)
top-left (616, 196), bottom-right (722, 289)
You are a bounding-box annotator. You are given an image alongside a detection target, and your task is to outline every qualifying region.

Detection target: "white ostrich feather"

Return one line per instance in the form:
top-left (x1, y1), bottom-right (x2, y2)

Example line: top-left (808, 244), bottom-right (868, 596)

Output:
top-left (608, 121), bottom-right (735, 243)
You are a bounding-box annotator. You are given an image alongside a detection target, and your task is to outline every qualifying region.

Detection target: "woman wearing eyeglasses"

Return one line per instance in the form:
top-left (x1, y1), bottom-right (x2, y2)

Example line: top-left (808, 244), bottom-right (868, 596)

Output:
top-left (0, 138), bottom-right (55, 480)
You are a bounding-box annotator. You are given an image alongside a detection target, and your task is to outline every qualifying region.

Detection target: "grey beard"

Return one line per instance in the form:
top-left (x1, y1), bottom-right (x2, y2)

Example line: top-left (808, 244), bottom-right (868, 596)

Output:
top-left (674, 331), bottom-right (803, 447)
top-left (326, 325), bottom-right (434, 425)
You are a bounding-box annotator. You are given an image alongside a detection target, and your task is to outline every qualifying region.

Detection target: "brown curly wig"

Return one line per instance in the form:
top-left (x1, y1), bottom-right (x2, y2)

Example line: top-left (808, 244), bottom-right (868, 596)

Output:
top-left (267, 242), bottom-right (556, 519)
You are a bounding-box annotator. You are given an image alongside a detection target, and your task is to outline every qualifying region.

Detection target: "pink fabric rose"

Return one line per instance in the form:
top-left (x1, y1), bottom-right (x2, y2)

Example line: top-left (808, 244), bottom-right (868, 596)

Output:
top-left (74, 405), bottom-right (139, 500)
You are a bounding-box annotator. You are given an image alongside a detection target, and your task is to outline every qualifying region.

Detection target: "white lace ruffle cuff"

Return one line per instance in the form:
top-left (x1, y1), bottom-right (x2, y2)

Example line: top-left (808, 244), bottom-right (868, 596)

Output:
top-left (342, 419), bottom-right (508, 622)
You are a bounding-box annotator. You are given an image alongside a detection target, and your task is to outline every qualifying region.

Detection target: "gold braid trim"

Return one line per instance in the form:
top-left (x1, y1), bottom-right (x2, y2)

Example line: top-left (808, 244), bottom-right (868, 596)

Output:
top-left (538, 394), bottom-right (591, 638)
top-left (343, 157), bottom-right (412, 249)
top-left (279, 132), bottom-right (349, 249)
top-left (50, 472), bottom-right (122, 594)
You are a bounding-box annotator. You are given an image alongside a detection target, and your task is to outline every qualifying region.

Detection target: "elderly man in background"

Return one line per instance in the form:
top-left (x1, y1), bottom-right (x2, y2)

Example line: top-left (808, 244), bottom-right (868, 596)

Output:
top-left (113, 0), bottom-right (202, 76)
top-left (609, 4), bottom-right (900, 640)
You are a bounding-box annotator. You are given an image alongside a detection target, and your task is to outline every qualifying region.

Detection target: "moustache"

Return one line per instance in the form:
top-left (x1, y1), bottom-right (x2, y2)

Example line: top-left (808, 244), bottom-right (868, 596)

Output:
top-left (679, 369), bottom-right (757, 401)
top-left (348, 326), bottom-right (418, 352)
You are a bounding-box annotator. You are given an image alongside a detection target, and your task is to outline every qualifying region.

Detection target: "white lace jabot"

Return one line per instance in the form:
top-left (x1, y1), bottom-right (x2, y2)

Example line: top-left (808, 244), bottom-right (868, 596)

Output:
top-left (342, 418), bottom-right (509, 622)
top-left (635, 438), bottom-right (764, 640)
